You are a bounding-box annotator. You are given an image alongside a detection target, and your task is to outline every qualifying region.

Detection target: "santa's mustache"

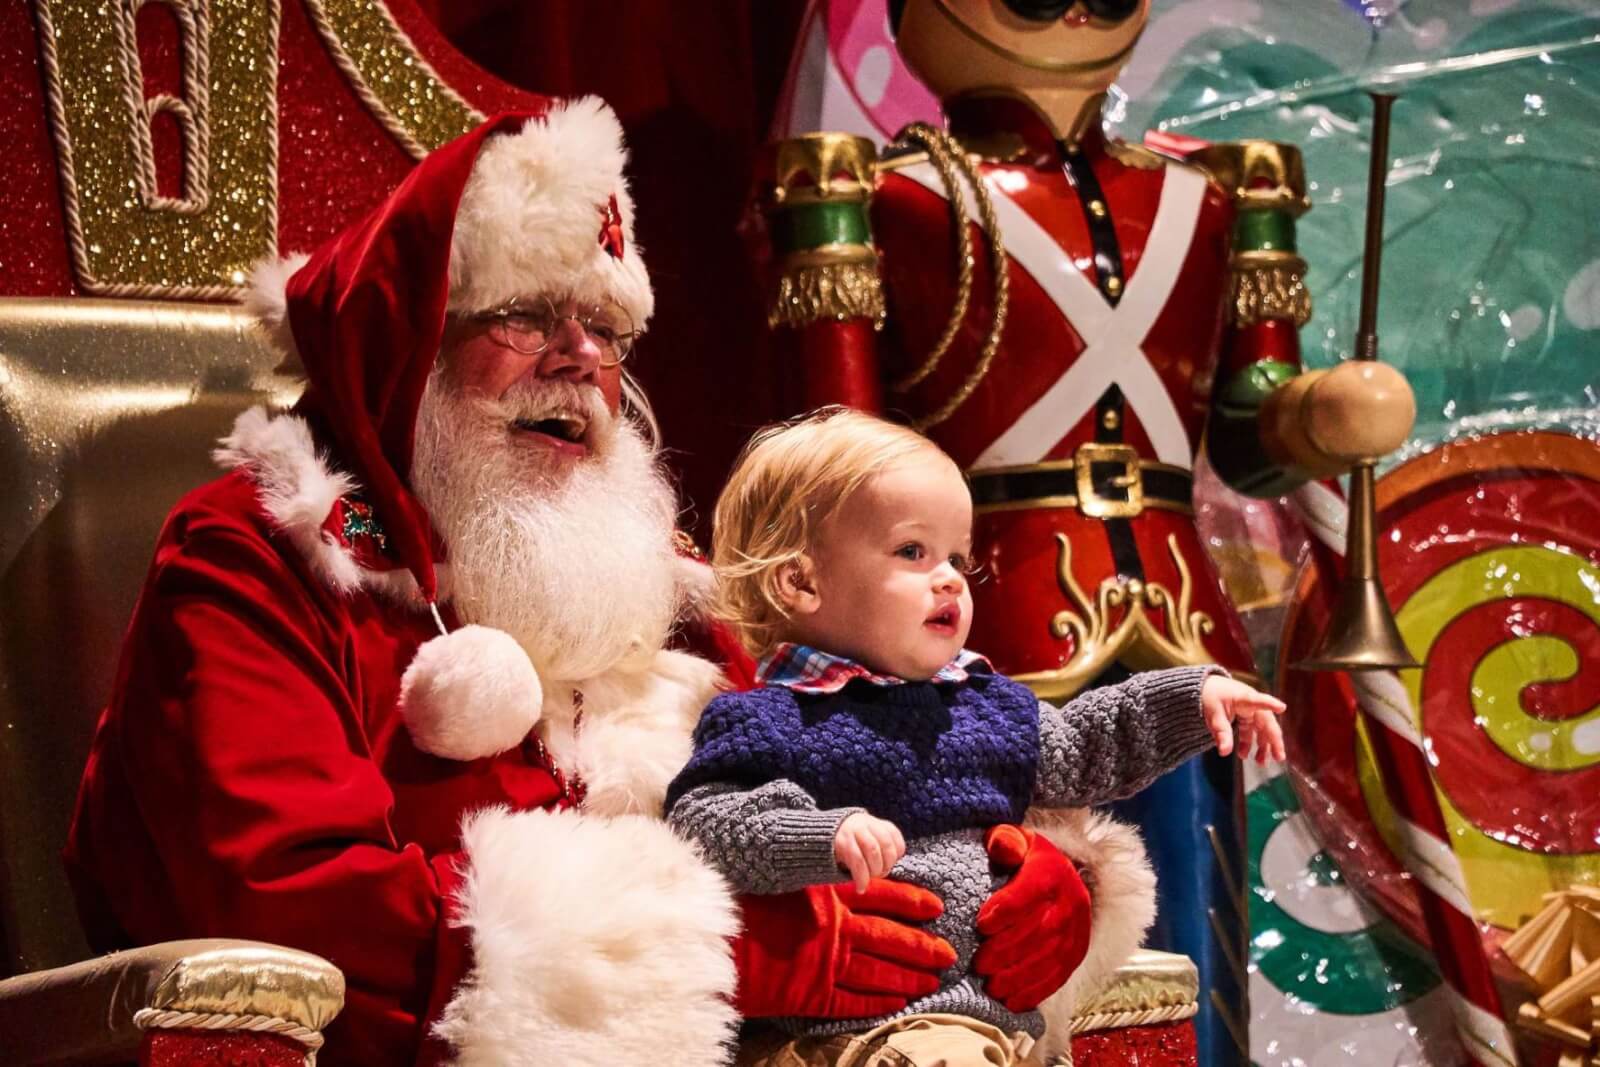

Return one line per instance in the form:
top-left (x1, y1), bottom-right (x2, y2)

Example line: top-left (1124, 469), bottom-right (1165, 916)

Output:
top-left (476, 379), bottom-right (613, 441)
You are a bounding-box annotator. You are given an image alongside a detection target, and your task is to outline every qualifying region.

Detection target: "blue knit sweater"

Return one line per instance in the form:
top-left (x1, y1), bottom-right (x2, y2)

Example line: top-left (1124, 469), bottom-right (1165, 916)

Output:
top-left (663, 662), bottom-right (1219, 1039)
top-left (665, 669), bottom-right (1041, 836)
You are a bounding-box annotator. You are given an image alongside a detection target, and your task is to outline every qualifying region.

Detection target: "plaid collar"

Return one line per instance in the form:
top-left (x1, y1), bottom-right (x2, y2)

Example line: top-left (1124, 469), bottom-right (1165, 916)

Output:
top-left (757, 643), bottom-right (991, 694)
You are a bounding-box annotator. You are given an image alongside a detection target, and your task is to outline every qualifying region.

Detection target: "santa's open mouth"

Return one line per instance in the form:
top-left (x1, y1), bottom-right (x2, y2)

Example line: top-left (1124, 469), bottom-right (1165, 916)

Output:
top-left (511, 413), bottom-right (590, 455)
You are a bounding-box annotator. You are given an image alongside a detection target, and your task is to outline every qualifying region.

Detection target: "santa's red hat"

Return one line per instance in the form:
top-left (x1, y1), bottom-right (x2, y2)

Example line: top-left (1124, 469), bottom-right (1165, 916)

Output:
top-left (245, 98), bottom-right (653, 604)
top-left (242, 98), bottom-right (655, 761)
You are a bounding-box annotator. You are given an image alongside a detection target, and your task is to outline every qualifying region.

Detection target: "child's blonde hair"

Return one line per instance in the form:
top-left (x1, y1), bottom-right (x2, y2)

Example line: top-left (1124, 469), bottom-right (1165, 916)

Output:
top-left (712, 407), bottom-right (945, 658)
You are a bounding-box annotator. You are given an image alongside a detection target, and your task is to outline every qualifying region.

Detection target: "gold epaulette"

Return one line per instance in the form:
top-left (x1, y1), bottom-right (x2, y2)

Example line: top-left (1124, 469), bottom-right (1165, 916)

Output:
top-left (1183, 141), bottom-right (1313, 327)
top-left (767, 132), bottom-right (878, 206)
top-left (1187, 141), bottom-right (1310, 216)
top-left (760, 132), bottom-right (886, 329)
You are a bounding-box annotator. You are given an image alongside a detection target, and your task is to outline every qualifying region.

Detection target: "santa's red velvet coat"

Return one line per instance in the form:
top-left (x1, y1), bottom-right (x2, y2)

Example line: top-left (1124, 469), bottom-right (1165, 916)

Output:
top-left (65, 408), bottom-right (741, 1066)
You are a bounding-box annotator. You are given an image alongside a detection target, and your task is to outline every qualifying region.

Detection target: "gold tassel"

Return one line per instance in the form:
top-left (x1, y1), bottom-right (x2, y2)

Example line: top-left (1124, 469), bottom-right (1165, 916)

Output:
top-left (768, 262), bottom-right (886, 329)
top-left (1230, 259), bottom-right (1312, 328)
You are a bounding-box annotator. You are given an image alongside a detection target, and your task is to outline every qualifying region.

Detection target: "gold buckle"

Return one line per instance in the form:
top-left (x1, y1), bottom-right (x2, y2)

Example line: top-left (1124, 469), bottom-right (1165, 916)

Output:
top-left (1074, 443), bottom-right (1144, 519)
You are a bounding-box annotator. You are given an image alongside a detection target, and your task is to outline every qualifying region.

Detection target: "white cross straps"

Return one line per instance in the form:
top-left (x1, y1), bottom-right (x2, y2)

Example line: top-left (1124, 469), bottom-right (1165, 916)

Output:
top-left (895, 160), bottom-right (1207, 469)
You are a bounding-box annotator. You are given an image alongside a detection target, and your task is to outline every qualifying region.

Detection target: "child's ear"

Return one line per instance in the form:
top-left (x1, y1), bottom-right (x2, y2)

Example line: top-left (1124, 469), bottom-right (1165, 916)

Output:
top-left (776, 556), bottom-right (821, 616)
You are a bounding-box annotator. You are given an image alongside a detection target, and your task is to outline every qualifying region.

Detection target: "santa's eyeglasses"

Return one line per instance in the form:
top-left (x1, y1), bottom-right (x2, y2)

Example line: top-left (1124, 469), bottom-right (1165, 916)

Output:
top-left (469, 297), bottom-right (637, 368)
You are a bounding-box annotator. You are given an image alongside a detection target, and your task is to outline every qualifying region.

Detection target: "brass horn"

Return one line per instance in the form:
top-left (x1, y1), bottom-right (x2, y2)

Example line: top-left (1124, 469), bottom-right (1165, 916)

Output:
top-left (1296, 92), bottom-right (1420, 672)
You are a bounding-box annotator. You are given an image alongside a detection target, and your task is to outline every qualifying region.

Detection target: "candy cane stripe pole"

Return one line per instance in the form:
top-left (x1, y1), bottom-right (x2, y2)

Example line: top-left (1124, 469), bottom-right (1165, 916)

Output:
top-left (1289, 482), bottom-right (1519, 1067)
top-left (1460, 1001), bottom-right (1519, 1067)
top-left (1387, 809), bottom-right (1475, 919)
top-left (1359, 677), bottom-right (1513, 1046)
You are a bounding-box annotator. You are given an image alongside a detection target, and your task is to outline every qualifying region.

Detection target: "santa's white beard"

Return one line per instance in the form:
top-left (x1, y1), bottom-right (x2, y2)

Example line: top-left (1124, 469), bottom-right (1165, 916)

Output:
top-left (410, 374), bottom-right (682, 682)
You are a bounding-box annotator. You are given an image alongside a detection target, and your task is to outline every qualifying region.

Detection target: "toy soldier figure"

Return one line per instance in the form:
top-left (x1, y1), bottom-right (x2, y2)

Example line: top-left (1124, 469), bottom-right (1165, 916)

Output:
top-left (754, 2), bottom-right (1416, 1063)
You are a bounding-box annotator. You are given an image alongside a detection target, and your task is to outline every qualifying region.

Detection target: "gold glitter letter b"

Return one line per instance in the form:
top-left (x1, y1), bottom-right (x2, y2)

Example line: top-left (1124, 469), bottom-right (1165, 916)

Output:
top-left (36, 0), bottom-right (280, 298)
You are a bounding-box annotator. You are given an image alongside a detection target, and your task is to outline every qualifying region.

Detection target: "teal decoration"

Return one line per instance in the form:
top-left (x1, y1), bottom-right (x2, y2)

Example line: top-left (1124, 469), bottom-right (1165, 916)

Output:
top-left (1119, 2), bottom-right (1600, 451)
top-left (1247, 775), bottom-right (1441, 1016)
top-left (1114, 5), bottom-right (1600, 1061)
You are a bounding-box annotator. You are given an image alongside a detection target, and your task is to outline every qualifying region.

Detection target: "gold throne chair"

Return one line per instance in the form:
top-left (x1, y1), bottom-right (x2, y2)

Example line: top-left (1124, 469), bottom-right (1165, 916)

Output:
top-left (0, 297), bottom-right (343, 1065)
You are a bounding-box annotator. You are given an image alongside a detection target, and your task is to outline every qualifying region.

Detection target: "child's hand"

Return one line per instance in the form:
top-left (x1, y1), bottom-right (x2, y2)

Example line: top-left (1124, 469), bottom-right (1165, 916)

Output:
top-left (1202, 675), bottom-right (1288, 765)
top-left (834, 813), bottom-right (907, 893)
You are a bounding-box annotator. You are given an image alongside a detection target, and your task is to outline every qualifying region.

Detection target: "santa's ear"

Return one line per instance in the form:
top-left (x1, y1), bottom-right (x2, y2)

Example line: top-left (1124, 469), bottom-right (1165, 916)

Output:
top-left (775, 556), bottom-right (821, 616)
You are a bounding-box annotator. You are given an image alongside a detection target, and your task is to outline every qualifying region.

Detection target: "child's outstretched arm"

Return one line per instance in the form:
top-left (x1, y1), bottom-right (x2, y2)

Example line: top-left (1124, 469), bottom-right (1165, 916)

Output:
top-left (664, 689), bottom-right (908, 894)
top-left (1031, 665), bottom-right (1281, 807)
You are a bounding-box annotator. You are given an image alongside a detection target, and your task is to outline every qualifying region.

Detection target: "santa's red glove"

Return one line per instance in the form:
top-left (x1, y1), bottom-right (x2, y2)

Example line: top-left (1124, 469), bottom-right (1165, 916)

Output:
top-left (972, 824), bottom-right (1093, 1013)
top-left (734, 880), bottom-right (958, 1018)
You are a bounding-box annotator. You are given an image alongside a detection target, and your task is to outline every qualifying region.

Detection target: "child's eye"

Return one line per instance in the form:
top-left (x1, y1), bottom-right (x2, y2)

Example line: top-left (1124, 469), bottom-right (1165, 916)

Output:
top-left (895, 542), bottom-right (925, 561)
top-left (948, 553), bottom-right (972, 572)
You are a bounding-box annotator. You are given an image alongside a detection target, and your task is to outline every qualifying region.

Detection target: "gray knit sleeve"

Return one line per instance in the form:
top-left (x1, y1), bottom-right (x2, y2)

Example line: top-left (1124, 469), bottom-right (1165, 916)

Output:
top-left (666, 779), bottom-right (864, 894)
top-left (1033, 665), bottom-right (1224, 806)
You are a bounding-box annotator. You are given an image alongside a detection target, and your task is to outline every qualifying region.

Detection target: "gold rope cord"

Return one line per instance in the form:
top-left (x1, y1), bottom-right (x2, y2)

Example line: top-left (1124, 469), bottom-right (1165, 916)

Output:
top-left (887, 123), bottom-right (1010, 431)
top-left (133, 1007), bottom-right (325, 1051)
top-left (887, 124), bottom-right (974, 393)
top-left (1068, 1001), bottom-right (1200, 1035)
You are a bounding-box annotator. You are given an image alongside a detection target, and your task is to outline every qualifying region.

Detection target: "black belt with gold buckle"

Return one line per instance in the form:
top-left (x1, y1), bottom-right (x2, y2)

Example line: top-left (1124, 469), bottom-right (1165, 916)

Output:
top-left (969, 443), bottom-right (1194, 519)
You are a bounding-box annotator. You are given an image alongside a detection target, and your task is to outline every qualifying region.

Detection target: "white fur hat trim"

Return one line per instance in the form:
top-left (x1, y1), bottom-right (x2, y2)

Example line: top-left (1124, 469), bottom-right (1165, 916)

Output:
top-left (242, 96), bottom-right (653, 368)
top-left (399, 625), bottom-right (543, 761)
top-left (450, 96), bottom-right (654, 327)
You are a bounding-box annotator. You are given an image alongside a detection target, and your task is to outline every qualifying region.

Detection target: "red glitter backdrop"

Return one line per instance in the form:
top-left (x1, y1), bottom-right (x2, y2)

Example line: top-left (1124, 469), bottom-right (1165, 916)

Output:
top-left (0, 0), bottom-right (808, 525)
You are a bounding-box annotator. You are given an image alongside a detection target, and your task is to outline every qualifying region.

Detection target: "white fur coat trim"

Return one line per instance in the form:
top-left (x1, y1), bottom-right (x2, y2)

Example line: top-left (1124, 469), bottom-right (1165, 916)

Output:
top-left (539, 648), bottom-right (725, 818)
top-left (1024, 806), bottom-right (1159, 1062)
top-left (213, 406), bottom-right (439, 606)
top-left (433, 806), bottom-right (738, 1067)
top-left (242, 251), bottom-right (310, 375)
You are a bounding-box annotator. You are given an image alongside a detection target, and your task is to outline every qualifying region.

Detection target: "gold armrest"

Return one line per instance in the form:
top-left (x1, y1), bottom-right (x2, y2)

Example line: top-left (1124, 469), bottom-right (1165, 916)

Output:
top-left (1069, 949), bottom-right (1198, 1036)
top-left (0, 938), bottom-right (343, 1066)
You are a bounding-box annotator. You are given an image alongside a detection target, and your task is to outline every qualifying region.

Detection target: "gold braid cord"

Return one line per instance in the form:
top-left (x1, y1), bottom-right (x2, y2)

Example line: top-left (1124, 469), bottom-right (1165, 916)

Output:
top-left (1230, 255), bottom-right (1312, 327)
top-left (770, 261), bottom-right (886, 329)
top-left (888, 123), bottom-right (1010, 430)
top-left (303, 0), bottom-right (483, 159)
top-left (133, 1007), bottom-right (325, 1052)
top-left (115, 0), bottom-right (210, 215)
top-left (887, 125), bottom-right (975, 391)
top-left (34, 0), bottom-right (279, 299)
top-left (1069, 1001), bottom-right (1200, 1035)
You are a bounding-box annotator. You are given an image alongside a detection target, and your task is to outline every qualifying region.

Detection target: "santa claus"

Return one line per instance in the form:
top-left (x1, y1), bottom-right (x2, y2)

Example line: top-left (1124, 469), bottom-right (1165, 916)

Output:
top-left (64, 100), bottom-right (1126, 1066)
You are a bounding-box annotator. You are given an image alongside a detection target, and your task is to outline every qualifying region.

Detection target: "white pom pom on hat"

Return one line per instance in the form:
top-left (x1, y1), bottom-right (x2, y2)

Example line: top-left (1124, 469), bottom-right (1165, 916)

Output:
top-left (399, 624), bottom-right (543, 761)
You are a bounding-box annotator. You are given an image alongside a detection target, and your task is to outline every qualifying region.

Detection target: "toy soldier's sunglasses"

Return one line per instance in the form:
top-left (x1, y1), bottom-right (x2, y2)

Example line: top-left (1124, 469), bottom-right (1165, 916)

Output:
top-left (1003, 0), bottom-right (1141, 22)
